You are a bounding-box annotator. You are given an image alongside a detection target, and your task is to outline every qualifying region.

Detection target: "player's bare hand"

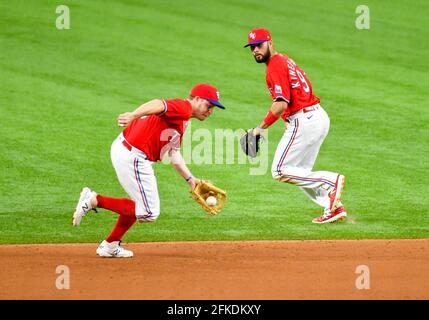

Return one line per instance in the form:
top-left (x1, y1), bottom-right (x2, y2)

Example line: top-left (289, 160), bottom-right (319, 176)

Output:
top-left (117, 112), bottom-right (135, 127)
top-left (188, 177), bottom-right (201, 190)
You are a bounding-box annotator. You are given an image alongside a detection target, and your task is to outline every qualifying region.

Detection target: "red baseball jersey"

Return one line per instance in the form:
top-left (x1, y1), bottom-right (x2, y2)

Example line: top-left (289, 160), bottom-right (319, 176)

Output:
top-left (123, 99), bottom-right (192, 161)
top-left (266, 54), bottom-right (320, 120)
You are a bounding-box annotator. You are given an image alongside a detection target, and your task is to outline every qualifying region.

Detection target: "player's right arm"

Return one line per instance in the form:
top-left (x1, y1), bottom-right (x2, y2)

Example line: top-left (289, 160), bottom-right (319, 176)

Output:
top-left (252, 66), bottom-right (291, 135)
top-left (117, 99), bottom-right (166, 127)
top-left (253, 100), bottom-right (288, 135)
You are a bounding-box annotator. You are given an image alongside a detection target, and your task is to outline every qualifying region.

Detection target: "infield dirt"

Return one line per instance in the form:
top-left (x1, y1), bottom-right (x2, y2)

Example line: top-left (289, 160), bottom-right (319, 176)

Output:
top-left (0, 239), bottom-right (427, 299)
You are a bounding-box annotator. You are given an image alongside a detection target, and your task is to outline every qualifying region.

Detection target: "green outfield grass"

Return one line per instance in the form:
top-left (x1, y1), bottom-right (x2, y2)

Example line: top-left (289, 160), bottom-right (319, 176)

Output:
top-left (1, 0), bottom-right (428, 244)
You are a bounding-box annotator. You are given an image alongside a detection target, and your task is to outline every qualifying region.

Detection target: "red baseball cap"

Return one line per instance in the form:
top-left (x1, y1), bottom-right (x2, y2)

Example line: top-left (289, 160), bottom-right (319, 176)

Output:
top-left (244, 28), bottom-right (272, 47)
top-left (190, 84), bottom-right (225, 109)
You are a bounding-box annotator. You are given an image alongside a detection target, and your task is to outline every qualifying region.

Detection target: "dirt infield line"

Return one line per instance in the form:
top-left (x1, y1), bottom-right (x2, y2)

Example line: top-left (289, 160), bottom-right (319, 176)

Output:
top-left (0, 239), bottom-right (427, 299)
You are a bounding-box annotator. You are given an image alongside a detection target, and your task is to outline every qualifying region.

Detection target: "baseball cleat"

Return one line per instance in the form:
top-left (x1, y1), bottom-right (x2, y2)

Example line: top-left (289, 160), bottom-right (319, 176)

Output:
top-left (328, 174), bottom-right (345, 211)
top-left (312, 205), bottom-right (347, 224)
top-left (72, 187), bottom-right (97, 226)
top-left (96, 240), bottom-right (133, 258)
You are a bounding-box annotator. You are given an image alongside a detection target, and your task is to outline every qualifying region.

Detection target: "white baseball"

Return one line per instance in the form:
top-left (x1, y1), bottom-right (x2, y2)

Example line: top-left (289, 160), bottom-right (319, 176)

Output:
top-left (206, 196), bottom-right (217, 206)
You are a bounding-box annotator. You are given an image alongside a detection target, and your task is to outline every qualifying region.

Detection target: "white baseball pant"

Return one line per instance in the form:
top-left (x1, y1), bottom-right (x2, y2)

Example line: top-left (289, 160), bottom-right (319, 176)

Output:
top-left (110, 134), bottom-right (160, 222)
top-left (271, 104), bottom-right (339, 209)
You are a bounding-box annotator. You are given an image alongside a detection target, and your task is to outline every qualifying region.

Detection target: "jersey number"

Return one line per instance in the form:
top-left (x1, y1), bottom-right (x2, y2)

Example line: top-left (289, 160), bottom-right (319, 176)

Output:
top-left (296, 70), bottom-right (310, 93)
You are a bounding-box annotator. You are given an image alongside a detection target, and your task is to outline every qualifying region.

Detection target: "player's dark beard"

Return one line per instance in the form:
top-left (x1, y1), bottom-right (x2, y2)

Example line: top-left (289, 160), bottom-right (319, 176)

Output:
top-left (254, 48), bottom-right (271, 64)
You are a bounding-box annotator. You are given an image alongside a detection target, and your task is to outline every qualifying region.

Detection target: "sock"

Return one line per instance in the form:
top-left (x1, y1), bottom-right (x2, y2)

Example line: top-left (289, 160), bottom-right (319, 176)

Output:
top-left (96, 195), bottom-right (135, 218)
top-left (106, 214), bottom-right (136, 243)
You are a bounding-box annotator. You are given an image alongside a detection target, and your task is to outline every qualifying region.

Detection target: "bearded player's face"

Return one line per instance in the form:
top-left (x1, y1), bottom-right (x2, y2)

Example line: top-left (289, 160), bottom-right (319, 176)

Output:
top-left (251, 42), bottom-right (271, 63)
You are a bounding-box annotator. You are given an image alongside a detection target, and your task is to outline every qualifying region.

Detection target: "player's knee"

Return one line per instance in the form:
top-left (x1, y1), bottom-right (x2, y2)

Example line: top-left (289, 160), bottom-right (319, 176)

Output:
top-left (271, 168), bottom-right (282, 181)
top-left (271, 167), bottom-right (294, 183)
top-left (137, 215), bottom-right (157, 223)
top-left (135, 203), bottom-right (160, 223)
top-left (137, 210), bottom-right (160, 223)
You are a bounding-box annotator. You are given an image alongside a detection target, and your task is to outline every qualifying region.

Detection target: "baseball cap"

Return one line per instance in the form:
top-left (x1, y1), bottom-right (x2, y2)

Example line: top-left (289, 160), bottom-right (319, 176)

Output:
top-left (243, 28), bottom-right (272, 47)
top-left (190, 84), bottom-right (225, 109)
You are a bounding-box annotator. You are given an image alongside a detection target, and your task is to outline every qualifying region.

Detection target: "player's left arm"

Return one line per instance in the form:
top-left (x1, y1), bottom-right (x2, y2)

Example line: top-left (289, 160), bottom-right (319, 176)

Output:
top-left (253, 100), bottom-right (288, 135)
top-left (168, 148), bottom-right (200, 190)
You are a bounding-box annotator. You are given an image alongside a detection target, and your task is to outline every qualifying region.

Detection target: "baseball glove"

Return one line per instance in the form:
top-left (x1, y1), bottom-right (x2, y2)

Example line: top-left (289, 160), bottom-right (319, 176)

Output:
top-left (190, 180), bottom-right (227, 215)
top-left (240, 129), bottom-right (262, 158)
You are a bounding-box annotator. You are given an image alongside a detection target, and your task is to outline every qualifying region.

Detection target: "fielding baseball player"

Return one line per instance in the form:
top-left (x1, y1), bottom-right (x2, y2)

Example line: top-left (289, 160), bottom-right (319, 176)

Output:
top-left (243, 28), bottom-right (347, 224)
top-left (72, 84), bottom-right (225, 257)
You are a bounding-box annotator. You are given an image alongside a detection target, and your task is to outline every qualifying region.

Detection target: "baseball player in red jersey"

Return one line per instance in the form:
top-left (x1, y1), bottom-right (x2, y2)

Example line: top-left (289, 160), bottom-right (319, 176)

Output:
top-left (72, 84), bottom-right (225, 257)
top-left (244, 28), bottom-right (347, 224)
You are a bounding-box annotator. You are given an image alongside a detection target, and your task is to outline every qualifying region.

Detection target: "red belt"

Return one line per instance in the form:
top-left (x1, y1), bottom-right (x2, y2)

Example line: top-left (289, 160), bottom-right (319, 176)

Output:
top-left (122, 140), bottom-right (132, 151)
top-left (303, 106), bottom-right (317, 113)
top-left (121, 139), bottom-right (150, 160)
